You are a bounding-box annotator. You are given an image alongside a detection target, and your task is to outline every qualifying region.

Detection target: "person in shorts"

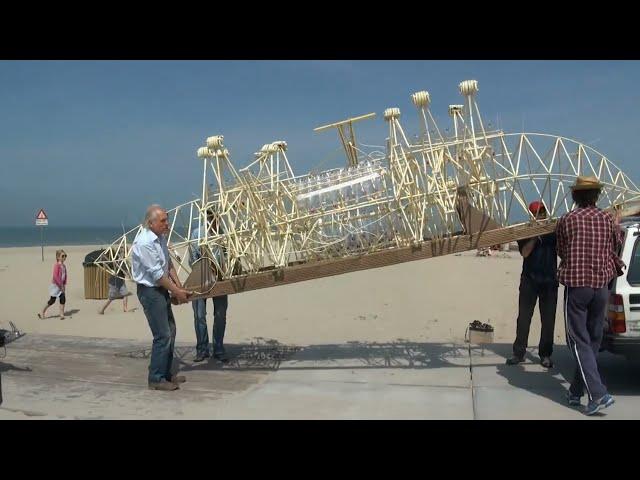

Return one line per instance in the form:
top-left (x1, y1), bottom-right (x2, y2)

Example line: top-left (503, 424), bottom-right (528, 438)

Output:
top-left (99, 269), bottom-right (131, 314)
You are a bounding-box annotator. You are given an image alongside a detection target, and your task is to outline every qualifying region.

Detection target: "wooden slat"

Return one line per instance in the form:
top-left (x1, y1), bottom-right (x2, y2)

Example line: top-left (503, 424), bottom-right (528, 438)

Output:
top-left (84, 265), bottom-right (110, 300)
top-left (186, 221), bottom-right (557, 299)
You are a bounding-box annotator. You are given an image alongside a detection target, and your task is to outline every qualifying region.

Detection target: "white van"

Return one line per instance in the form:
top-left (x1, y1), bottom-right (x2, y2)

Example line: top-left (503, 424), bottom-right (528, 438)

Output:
top-left (603, 217), bottom-right (640, 359)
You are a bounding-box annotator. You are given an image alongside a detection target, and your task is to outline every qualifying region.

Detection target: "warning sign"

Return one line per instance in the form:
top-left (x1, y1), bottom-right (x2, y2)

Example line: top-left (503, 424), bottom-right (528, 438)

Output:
top-left (35, 209), bottom-right (48, 226)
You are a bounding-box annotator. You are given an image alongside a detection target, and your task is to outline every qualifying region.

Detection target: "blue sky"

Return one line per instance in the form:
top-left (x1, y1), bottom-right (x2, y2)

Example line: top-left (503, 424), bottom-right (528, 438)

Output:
top-left (1, 60), bottom-right (638, 226)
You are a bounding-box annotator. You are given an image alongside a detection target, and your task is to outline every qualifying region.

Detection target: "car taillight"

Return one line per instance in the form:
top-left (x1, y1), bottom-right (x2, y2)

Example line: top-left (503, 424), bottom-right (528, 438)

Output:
top-left (608, 294), bottom-right (627, 333)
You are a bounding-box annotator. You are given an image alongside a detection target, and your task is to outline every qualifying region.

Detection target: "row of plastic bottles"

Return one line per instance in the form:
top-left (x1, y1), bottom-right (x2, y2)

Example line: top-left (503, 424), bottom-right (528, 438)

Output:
top-left (292, 161), bottom-right (424, 254)
top-left (295, 161), bottom-right (387, 213)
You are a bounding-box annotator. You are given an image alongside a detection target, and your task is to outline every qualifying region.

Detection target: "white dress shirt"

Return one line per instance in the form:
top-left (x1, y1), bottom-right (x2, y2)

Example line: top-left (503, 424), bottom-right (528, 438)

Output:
top-left (131, 228), bottom-right (170, 287)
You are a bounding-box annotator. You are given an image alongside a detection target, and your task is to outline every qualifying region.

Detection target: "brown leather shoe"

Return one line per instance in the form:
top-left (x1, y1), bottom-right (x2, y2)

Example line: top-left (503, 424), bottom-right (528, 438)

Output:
top-left (148, 380), bottom-right (179, 391)
top-left (170, 375), bottom-right (186, 384)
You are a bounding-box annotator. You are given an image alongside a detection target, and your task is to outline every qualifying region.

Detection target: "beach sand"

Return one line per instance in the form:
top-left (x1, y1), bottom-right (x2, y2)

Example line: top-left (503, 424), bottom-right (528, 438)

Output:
top-left (0, 244), bottom-right (567, 349)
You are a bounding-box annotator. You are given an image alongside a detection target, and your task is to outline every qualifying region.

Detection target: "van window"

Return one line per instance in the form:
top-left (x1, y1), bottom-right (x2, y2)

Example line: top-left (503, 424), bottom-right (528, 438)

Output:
top-left (627, 236), bottom-right (640, 286)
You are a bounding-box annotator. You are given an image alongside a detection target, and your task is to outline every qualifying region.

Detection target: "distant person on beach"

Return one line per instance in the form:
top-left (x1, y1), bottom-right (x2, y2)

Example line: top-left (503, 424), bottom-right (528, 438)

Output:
top-left (99, 267), bottom-right (131, 314)
top-left (132, 204), bottom-right (191, 392)
top-left (189, 208), bottom-right (230, 363)
top-left (38, 249), bottom-right (68, 320)
top-left (506, 201), bottom-right (558, 369)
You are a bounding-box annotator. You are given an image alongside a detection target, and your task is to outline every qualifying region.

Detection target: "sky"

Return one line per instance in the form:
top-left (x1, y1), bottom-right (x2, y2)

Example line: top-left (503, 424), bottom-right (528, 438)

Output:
top-left (1, 60), bottom-right (639, 227)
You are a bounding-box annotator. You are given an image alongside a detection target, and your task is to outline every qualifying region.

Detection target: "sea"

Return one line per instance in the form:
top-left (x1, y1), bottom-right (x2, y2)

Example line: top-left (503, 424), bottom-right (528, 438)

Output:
top-left (0, 226), bottom-right (136, 248)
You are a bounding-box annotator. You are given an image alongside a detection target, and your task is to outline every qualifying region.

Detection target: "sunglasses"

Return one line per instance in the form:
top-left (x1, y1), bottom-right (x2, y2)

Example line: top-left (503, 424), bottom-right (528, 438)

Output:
top-left (61, 254), bottom-right (67, 258)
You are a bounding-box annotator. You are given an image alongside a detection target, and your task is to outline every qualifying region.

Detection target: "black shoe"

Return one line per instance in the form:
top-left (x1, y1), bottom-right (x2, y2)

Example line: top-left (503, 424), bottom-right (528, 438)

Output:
top-left (540, 357), bottom-right (554, 369)
top-left (506, 355), bottom-right (525, 365)
top-left (213, 353), bottom-right (229, 363)
top-left (193, 353), bottom-right (210, 363)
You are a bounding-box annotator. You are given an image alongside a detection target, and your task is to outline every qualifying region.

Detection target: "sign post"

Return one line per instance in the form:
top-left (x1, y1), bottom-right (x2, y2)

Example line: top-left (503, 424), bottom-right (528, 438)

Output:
top-left (35, 209), bottom-right (48, 262)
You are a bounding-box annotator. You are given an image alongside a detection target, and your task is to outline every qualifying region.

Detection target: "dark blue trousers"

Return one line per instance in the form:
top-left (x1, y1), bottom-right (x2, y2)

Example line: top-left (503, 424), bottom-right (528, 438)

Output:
top-left (513, 275), bottom-right (558, 358)
top-left (192, 295), bottom-right (228, 357)
top-left (563, 286), bottom-right (609, 401)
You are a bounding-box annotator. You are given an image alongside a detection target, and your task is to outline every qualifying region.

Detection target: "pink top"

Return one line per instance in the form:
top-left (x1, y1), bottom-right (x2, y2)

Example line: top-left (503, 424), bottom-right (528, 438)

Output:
top-left (52, 263), bottom-right (67, 288)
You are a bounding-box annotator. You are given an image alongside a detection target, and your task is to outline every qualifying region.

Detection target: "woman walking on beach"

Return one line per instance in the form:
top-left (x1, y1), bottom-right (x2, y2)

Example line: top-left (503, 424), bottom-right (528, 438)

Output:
top-left (38, 249), bottom-right (68, 320)
top-left (99, 268), bottom-right (131, 314)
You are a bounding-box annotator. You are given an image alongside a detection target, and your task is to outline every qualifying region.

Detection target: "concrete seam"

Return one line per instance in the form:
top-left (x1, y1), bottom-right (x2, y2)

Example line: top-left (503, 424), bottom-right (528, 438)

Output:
top-left (469, 342), bottom-right (477, 420)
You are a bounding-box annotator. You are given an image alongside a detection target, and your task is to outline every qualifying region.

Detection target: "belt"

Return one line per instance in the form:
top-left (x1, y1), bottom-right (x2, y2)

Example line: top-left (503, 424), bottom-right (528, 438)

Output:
top-left (137, 284), bottom-right (168, 293)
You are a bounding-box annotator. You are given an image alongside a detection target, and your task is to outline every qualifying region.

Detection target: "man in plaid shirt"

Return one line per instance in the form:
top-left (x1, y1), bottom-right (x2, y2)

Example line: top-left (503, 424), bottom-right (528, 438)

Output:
top-left (557, 175), bottom-right (624, 415)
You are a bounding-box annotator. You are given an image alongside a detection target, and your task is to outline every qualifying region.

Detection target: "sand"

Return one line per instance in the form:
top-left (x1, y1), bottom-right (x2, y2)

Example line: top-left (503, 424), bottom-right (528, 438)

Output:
top-left (0, 244), bottom-right (567, 349)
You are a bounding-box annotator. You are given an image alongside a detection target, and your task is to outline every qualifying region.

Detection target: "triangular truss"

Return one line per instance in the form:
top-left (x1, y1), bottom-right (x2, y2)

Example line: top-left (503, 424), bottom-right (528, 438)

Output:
top-left (95, 80), bottom-right (640, 297)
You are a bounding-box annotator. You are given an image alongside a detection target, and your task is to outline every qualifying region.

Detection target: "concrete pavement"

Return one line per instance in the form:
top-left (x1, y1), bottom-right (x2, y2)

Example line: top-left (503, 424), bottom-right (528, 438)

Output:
top-left (1, 334), bottom-right (639, 419)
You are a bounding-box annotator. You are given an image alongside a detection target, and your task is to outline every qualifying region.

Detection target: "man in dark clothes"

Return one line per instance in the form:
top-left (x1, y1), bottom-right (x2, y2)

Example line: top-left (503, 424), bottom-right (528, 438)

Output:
top-left (506, 201), bottom-right (558, 368)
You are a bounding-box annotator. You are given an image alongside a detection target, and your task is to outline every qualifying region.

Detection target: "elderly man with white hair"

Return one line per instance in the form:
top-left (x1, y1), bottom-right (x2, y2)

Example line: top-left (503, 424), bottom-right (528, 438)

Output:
top-left (132, 204), bottom-right (191, 391)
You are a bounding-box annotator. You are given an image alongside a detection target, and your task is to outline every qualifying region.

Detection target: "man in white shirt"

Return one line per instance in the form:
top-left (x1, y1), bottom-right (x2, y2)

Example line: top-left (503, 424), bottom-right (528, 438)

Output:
top-left (132, 205), bottom-right (191, 391)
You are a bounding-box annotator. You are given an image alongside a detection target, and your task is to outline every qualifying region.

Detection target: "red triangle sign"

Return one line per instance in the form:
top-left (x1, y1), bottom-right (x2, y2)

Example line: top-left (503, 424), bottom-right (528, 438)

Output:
top-left (36, 209), bottom-right (48, 220)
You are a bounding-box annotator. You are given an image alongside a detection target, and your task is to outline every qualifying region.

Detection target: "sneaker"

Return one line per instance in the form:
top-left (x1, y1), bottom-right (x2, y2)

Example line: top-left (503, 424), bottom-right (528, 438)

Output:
top-left (170, 375), bottom-right (186, 384)
top-left (585, 394), bottom-right (615, 416)
top-left (540, 357), bottom-right (554, 369)
top-left (566, 392), bottom-right (582, 406)
top-left (148, 379), bottom-right (179, 391)
top-left (506, 355), bottom-right (525, 365)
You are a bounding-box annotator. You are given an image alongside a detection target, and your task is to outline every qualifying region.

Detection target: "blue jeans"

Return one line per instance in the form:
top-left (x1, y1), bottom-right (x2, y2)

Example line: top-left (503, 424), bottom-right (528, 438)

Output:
top-left (137, 285), bottom-right (176, 383)
top-left (192, 295), bottom-right (228, 356)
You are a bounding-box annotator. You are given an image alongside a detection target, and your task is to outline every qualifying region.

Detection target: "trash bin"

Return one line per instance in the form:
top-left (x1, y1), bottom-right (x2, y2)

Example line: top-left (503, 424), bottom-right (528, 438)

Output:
top-left (83, 249), bottom-right (110, 299)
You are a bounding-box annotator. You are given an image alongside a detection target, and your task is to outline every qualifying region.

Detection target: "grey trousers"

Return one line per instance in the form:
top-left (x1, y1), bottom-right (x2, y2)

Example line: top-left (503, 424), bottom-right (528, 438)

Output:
top-left (563, 286), bottom-right (609, 401)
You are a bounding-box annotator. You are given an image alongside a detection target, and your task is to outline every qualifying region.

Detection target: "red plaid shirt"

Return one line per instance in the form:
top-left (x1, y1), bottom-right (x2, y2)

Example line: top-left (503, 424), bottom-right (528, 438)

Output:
top-left (556, 206), bottom-right (623, 288)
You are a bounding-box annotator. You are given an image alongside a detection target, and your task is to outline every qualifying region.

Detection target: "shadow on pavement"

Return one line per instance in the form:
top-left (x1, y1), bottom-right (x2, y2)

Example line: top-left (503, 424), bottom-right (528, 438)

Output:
top-left (486, 342), bottom-right (640, 412)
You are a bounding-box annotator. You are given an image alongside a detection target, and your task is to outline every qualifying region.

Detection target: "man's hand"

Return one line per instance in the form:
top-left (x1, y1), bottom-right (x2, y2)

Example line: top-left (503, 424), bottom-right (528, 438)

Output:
top-left (520, 236), bottom-right (539, 259)
top-left (158, 275), bottom-right (189, 303)
top-left (171, 288), bottom-right (191, 305)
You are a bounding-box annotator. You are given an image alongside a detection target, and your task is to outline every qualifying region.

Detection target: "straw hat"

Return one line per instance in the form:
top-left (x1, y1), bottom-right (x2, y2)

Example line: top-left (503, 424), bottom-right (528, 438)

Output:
top-left (570, 175), bottom-right (603, 191)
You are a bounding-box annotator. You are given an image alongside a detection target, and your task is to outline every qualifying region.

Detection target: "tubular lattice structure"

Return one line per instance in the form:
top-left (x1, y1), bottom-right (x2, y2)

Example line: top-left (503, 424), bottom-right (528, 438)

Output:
top-left (95, 80), bottom-right (640, 297)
